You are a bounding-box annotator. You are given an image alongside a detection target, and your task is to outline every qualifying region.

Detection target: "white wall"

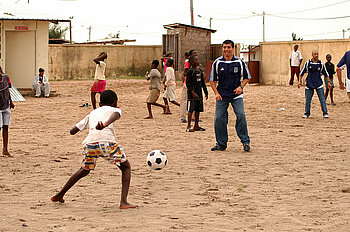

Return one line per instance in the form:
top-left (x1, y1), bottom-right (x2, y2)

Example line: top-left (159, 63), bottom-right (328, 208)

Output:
top-left (2, 20), bottom-right (49, 88)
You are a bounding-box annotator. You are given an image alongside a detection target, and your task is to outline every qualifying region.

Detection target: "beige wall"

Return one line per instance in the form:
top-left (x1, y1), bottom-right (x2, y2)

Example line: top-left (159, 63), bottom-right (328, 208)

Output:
top-left (1, 20), bottom-right (49, 88)
top-left (49, 45), bottom-right (162, 80)
top-left (260, 39), bottom-right (350, 86)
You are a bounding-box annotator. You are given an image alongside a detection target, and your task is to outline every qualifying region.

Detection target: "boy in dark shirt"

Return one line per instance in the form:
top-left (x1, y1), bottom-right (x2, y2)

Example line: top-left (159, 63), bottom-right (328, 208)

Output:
top-left (186, 56), bottom-right (208, 132)
top-left (0, 66), bottom-right (15, 157)
top-left (324, 54), bottom-right (336, 105)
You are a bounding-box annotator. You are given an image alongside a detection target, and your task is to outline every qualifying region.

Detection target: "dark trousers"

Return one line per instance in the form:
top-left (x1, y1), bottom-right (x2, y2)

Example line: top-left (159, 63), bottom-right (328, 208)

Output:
top-left (289, 66), bottom-right (300, 85)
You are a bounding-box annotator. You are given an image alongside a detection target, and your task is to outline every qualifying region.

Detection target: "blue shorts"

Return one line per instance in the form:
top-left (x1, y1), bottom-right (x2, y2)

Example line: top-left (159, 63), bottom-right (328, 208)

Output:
top-left (81, 142), bottom-right (127, 170)
top-left (0, 108), bottom-right (10, 128)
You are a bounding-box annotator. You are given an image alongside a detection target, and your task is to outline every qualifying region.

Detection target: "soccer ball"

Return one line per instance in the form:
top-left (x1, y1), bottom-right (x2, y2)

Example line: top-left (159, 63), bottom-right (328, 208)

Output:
top-left (147, 150), bottom-right (167, 170)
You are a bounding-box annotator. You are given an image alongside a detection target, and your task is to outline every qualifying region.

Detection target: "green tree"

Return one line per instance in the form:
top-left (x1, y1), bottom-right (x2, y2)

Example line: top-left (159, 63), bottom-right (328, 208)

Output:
top-left (49, 23), bottom-right (68, 39)
top-left (292, 32), bottom-right (303, 41)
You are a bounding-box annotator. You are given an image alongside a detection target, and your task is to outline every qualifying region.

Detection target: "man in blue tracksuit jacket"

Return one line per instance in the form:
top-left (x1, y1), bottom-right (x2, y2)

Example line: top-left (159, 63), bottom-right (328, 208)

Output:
top-left (209, 40), bottom-right (251, 152)
top-left (298, 50), bottom-right (331, 118)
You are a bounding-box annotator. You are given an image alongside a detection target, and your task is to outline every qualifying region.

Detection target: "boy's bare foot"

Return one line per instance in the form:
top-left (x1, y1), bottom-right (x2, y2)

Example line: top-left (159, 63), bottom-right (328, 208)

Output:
top-left (163, 105), bottom-right (172, 114)
top-left (2, 150), bottom-right (13, 157)
top-left (144, 116), bottom-right (153, 119)
top-left (119, 202), bottom-right (138, 209)
top-left (51, 195), bottom-right (65, 203)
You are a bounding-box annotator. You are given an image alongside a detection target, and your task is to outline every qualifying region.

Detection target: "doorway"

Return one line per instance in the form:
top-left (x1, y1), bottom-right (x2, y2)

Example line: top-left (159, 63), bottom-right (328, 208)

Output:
top-left (5, 31), bottom-right (35, 88)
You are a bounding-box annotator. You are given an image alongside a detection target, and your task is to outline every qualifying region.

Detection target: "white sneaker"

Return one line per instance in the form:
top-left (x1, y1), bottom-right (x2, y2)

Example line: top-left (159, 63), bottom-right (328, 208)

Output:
top-left (302, 114), bottom-right (309, 118)
top-left (323, 114), bottom-right (329, 118)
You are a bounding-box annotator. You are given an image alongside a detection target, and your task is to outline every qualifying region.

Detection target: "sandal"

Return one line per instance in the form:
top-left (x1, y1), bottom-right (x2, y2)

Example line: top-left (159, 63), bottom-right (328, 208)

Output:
top-left (186, 128), bottom-right (195, 132)
top-left (193, 127), bottom-right (205, 131)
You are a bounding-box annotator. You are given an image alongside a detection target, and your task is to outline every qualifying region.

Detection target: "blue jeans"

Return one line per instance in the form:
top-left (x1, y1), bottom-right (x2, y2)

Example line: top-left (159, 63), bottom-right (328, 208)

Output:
top-left (214, 98), bottom-right (250, 149)
top-left (305, 87), bottom-right (328, 116)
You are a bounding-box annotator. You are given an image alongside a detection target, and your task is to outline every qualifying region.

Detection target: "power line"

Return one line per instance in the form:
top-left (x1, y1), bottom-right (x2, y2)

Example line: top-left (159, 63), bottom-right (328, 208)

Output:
top-left (268, 14), bottom-right (350, 20)
top-left (272, 0), bottom-right (350, 15)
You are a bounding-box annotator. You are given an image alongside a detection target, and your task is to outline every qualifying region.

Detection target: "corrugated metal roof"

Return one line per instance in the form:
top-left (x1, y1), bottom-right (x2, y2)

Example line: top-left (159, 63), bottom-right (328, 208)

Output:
top-left (9, 85), bottom-right (26, 102)
top-left (0, 2), bottom-right (70, 21)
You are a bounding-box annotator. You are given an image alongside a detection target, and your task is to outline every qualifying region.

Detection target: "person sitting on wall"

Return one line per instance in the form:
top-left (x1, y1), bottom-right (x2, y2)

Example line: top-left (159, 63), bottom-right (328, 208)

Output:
top-left (33, 68), bottom-right (50, 98)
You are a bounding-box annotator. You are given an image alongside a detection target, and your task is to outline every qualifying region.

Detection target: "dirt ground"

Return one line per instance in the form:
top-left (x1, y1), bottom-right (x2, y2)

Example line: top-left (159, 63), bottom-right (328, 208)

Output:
top-left (1, 79), bottom-right (350, 232)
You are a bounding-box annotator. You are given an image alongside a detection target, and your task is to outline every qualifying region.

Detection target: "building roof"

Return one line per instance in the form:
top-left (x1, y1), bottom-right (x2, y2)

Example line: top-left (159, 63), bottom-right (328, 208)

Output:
top-left (0, 2), bottom-right (70, 22)
top-left (163, 23), bottom-right (216, 33)
top-left (76, 38), bottom-right (136, 45)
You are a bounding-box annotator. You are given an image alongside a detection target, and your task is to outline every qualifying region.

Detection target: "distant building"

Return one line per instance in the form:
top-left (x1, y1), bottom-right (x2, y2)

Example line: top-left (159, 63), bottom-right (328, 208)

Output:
top-left (162, 23), bottom-right (216, 79)
top-left (0, 3), bottom-right (70, 88)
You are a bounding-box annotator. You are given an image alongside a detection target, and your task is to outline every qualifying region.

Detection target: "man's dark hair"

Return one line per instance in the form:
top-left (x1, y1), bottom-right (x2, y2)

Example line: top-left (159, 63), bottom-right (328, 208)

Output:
top-left (189, 50), bottom-right (196, 56)
top-left (100, 90), bottom-right (118, 106)
top-left (152, 60), bottom-right (159, 68)
top-left (189, 55), bottom-right (197, 64)
top-left (167, 58), bottom-right (174, 66)
top-left (222, 40), bottom-right (234, 48)
top-left (39, 68), bottom-right (45, 72)
top-left (185, 52), bottom-right (189, 57)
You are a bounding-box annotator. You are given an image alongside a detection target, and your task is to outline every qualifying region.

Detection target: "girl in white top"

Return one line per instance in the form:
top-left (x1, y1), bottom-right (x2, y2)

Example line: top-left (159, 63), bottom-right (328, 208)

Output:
top-left (162, 58), bottom-right (180, 114)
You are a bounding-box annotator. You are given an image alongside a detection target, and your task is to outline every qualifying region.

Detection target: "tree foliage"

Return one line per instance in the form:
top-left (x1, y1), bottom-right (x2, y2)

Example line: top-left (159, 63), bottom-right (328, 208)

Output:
top-left (49, 23), bottom-right (69, 39)
top-left (292, 32), bottom-right (303, 41)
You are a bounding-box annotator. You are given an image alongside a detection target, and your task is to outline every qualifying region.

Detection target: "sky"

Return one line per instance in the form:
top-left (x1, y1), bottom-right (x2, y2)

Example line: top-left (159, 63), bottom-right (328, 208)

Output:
top-left (3, 0), bottom-right (350, 47)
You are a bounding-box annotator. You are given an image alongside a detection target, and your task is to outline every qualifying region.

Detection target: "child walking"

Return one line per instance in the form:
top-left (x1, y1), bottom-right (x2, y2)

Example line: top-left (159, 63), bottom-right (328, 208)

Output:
top-left (186, 56), bottom-right (208, 132)
top-left (51, 90), bottom-right (137, 209)
top-left (324, 54), bottom-right (336, 105)
top-left (163, 59), bottom-right (180, 114)
top-left (0, 67), bottom-right (14, 157)
top-left (91, 52), bottom-right (108, 109)
top-left (145, 60), bottom-right (166, 119)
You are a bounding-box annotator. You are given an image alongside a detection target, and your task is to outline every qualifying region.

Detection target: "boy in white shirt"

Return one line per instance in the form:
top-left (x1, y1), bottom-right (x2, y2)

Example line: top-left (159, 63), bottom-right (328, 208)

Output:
top-left (51, 90), bottom-right (137, 209)
top-left (162, 59), bottom-right (180, 114)
top-left (289, 45), bottom-right (303, 86)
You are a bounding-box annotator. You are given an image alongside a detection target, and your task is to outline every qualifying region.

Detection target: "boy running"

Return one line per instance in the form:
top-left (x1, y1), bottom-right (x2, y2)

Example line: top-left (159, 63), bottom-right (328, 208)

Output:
top-left (186, 56), bottom-right (208, 132)
top-left (145, 60), bottom-right (166, 119)
top-left (51, 90), bottom-right (137, 209)
top-left (163, 59), bottom-right (180, 114)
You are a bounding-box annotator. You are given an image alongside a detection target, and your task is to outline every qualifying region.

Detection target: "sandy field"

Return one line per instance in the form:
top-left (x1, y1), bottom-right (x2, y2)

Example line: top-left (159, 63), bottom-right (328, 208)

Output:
top-left (1, 79), bottom-right (350, 232)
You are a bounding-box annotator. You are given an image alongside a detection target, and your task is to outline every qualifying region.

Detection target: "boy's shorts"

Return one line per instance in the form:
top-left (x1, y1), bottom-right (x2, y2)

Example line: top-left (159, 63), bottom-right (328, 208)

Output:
top-left (187, 99), bottom-right (204, 113)
top-left (163, 85), bottom-right (176, 101)
top-left (81, 142), bottom-right (127, 170)
top-left (90, 80), bottom-right (106, 93)
top-left (147, 89), bottom-right (160, 103)
top-left (0, 108), bottom-right (11, 128)
top-left (324, 77), bottom-right (334, 89)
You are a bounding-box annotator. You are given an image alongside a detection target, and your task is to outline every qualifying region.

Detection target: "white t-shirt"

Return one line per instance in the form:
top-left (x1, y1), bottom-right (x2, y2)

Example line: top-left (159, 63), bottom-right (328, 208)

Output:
top-left (165, 67), bottom-right (176, 86)
top-left (339, 64), bottom-right (350, 92)
top-left (94, 61), bottom-right (106, 81)
top-left (289, 50), bottom-right (303, 67)
top-left (75, 106), bottom-right (121, 145)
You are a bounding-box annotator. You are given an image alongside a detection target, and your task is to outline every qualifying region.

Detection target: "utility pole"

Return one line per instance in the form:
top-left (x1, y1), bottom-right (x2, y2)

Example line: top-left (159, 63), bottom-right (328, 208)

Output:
top-left (262, 11), bottom-right (265, 42)
top-left (88, 26), bottom-right (91, 41)
top-left (209, 17), bottom-right (212, 29)
top-left (190, 0), bottom-right (194, 25)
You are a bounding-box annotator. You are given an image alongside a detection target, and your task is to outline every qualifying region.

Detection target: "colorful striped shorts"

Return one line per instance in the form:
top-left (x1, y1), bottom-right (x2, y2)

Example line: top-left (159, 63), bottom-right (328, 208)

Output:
top-left (81, 142), bottom-right (127, 170)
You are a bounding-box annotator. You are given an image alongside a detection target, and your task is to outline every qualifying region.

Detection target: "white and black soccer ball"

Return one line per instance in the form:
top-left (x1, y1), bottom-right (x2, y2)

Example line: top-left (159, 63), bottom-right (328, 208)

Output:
top-left (147, 150), bottom-right (167, 170)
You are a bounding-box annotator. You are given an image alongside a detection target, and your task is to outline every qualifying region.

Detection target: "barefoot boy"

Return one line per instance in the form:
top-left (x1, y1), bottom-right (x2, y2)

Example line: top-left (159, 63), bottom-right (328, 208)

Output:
top-left (51, 90), bottom-right (137, 209)
top-left (0, 67), bottom-right (14, 157)
top-left (145, 60), bottom-right (166, 119)
top-left (186, 56), bottom-right (208, 132)
top-left (163, 59), bottom-right (180, 114)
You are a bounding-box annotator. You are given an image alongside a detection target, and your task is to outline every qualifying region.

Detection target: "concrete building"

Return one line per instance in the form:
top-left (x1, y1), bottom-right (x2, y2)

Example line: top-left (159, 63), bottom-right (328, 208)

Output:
top-left (0, 4), bottom-right (70, 88)
top-left (259, 39), bottom-right (350, 86)
top-left (162, 23), bottom-right (216, 80)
